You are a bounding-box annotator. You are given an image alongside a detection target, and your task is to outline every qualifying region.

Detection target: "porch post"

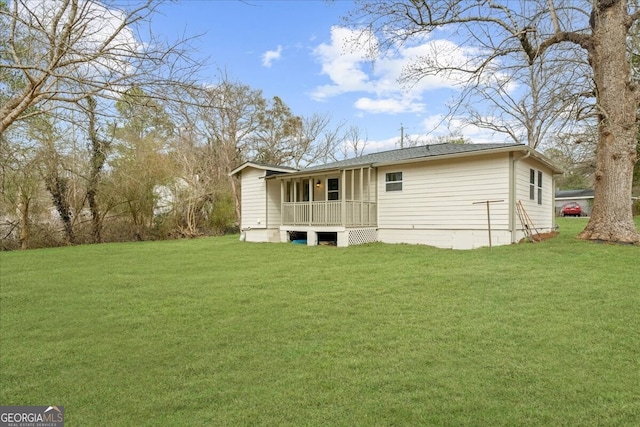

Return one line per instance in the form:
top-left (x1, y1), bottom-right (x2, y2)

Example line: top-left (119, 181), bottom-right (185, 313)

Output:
top-left (360, 167), bottom-right (364, 225)
top-left (293, 179), bottom-right (297, 224)
top-left (323, 175), bottom-right (327, 225)
top-left (308, 178), bottom-right (313, 225)
top-left (350, 169), bottom-right (355, 226)
top-left (280, 180), bottom-right (285, 224)
top-left (341, 169), bottom-right (346, 226)
top-left (374, 168), bottom-right (378, 224)
top-left (293, 180), bottom-right (297, 202)
top-left (367, 167), bottom-right (372, 225)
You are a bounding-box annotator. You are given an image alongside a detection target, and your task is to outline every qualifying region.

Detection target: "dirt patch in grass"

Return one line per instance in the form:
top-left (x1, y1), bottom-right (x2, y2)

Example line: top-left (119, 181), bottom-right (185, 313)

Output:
top-left (519, 230), bottom-right (559, 243)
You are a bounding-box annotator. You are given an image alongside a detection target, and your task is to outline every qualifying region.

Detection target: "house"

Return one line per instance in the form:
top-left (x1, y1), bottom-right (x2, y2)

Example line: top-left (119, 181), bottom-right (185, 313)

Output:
top-left (555, 189), bottom-right (594, 216)
top-left (230, 143), bottom-right (563, 250)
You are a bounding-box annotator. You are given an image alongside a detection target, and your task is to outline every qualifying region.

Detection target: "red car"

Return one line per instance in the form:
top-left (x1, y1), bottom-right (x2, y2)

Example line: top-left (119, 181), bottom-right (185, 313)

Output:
top-left (561, 202), bottom-right (582, 217)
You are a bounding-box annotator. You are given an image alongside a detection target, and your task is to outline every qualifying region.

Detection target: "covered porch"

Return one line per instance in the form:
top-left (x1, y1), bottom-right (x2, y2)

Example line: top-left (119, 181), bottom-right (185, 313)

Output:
top-left (276, 166), bottom-right (378, 227)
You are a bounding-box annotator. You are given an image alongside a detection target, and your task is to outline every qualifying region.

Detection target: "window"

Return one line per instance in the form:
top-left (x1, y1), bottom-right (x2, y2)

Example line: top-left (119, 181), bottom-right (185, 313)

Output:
top-left (327, 178), bottom-right (339, 200)
top-left (537, 171), bottom-right (543, 205)
top-left (302, 179), bottom-right (310, 201)
top-left (530, 169), bottom-right (543, 204)
top-left (385, 172), bottom-right (403, 192)
top-left (529, 169), bottom-right (535, 200)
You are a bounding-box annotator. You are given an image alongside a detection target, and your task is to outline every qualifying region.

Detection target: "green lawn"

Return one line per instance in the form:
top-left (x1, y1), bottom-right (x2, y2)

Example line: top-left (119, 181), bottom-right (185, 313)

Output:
top-left (1, 218), bottom-right (639, 426)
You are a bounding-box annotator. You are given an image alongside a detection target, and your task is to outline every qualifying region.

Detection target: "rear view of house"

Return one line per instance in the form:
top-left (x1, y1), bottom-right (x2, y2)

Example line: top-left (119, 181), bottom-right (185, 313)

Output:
top-left (230, 143), bottom-right (562, 250)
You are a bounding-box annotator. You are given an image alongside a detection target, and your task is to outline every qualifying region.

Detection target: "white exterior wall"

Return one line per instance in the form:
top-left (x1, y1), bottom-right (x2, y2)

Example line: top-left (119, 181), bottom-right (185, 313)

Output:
top-left (514, 158), bottom-right (555, 236)
top-left (377, 154), bottom-right (512, 249)
top-left (236, 150), bottom-right (558, 249)
top-left (243, 228), bottom-right (280, 243)
top-left (239, 168), bottom-right (266, 230)
top-left (266, 179), bottom-right (282, 228)
top-left (239, 167), bottom-right (280, 242)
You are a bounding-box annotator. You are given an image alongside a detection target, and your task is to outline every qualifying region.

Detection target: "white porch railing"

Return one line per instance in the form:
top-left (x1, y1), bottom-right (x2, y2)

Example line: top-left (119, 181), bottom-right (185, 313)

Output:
top-left (282, 201), bottom-right (377, 226)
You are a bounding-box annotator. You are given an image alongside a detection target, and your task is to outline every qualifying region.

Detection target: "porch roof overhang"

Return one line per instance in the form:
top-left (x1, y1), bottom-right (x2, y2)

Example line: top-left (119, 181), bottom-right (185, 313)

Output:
top-left (268, 164), bottom-right (375, 180)
top-left (510, 146), bottom-right (564, 175)
top-left (229, 161), bottom-right (298, 177)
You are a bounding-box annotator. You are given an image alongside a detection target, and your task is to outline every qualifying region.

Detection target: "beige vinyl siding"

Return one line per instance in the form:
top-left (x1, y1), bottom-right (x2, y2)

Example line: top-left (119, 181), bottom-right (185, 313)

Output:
top-left (266, 179), bottom-right (281, 227)
top-left (377, 154), bottom-right (511, 230)
top-left (240, 168), bottom-right (267, 229)
top-left (515, 158), bottom-right (554, 230)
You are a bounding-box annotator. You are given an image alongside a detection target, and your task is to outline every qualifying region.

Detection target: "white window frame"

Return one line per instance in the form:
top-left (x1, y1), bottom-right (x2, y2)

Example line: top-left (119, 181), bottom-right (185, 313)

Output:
top-left (327, 177), bottom-right (339, 200)
top-left (529, 169), bottom-right (536, 201)
top-left (385, 172), bottom-right (403, 192)
top-left (537, 170), bottom-right (543, 205)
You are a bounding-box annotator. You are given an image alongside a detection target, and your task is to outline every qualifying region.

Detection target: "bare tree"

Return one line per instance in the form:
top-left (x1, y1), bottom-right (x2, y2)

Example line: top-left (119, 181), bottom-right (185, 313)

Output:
top-left (0, 0), bottom-right (201, 135)
top-left (347, 0), bottom-right (640, 244)
top-left (544, 130), bottom-right (598, 190)
top-left (31, 118), bottom-right (77, 244)
top-left (108, 88), bottom-right (175, 240)
top-left (456, 48), bottom-right (591, 149)
top-left (291, 113), bottom-right (345, 168)
top-left (342, 125), bottom-right (369, 158)
top-left (0, 129), bottom-right (44, 249)
top-left (426, 130), bottom-right (471, 145)
top-left (169, 79), bottom-right (346, 229)
top-left (169, 77), bottom-right (265, 221)
top-left (83, 96), bottom-right (112, 243)
top-left (248, 96), bottom-right (303, 166)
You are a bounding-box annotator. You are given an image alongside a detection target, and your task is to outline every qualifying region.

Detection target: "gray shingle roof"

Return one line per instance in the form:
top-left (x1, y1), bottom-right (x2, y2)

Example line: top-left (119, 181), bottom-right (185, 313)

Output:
top-left (229, 161), bottom-right (297, 177)
top-left (555, 189), bottom-right (595, 198)
top-left (302, 142), bottom-right (524, 172)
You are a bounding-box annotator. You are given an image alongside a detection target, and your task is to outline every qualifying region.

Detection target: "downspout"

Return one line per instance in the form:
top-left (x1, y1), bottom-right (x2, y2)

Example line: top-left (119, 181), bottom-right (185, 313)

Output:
top-left (280, 180), bottom-right (285, 225)
top-left (308, 178), bottom-right (313, 226)
top-left (265, 175), bottom-right (268, 228)
top-left (511, 150), bottom-right (531, 243)
top-left (341, 169), bottom-right (347, 226)
top-left (552, 174), bottom-right (557, 229)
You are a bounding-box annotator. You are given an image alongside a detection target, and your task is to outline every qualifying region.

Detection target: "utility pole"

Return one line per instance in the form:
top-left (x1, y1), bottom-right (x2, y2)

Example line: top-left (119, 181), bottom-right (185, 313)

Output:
top-left (400, 123), bottom-right (404, 149)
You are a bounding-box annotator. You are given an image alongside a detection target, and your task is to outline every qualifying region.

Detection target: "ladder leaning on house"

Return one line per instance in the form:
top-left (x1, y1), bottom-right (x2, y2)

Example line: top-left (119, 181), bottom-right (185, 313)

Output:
top-left (516, 200), bottom-right (541, 242)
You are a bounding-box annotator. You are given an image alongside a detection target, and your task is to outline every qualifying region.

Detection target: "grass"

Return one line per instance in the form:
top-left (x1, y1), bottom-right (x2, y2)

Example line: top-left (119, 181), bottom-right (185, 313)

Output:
top-left (1, 218), bottom-right (639, 426)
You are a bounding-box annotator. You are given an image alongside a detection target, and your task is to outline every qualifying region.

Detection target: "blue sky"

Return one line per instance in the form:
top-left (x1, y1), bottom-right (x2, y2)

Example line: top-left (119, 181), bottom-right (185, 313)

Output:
top-left (152, 0), bottom-right (502, 153)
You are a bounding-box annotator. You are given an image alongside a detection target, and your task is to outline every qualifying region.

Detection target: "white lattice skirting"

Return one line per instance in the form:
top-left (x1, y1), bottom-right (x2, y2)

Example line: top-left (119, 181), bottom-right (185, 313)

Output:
top-left (348, 228), bottom-right (378, 246)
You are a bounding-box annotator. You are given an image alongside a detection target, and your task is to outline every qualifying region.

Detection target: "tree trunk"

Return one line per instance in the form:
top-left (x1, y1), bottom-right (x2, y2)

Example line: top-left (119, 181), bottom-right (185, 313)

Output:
top-left (19, 195), bottom-right (30, 250)
top-left (578, 1), bottom-right (640, 243)
top-left (87, 187), bottom-right (102, 243)
top-left (45, 176), bottom-right (75, 245)
top-left (229, 175), bottom-right (241, 225)
top-left (86, 97), bottom-right (107, 243)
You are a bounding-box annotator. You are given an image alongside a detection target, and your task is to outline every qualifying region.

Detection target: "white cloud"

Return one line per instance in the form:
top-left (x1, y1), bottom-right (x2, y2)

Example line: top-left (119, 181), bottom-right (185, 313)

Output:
top-left (354, 96), bottom-right (425, 115)
top-left (363, 136), bottom-right (401, 154)
top-left (262, 45), bottom-right (283, 68)
top-left (310, 26), bottom-right (475, 114)
top-left (420, 114), bottom-right (510, 144)
top-left (310, 27), bottom-right (372, 99)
